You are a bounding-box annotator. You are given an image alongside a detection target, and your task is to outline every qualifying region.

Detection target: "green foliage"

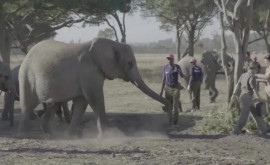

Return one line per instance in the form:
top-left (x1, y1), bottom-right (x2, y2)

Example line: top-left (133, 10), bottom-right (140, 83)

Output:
top-left (97, 28), bottom-right (115, 40)
top-left (198, 106), bottom-right (270, 135)
top-left (252, 0), bottom-right (270, 33)
top-left (0, 0), bottom-right (135, 53)
top-left (198, 107), bottom-right (238, 134)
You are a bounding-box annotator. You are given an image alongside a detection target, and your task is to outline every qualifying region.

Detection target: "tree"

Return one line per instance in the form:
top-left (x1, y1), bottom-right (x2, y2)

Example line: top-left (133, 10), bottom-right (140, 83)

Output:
top-left (215, 0), bottom-right (255, 103)
top-left (79, 0), bottom-right (138, 43)
top-left (141, 0), bottom-right (216, 60)
top-left (0, 0), bottom-right (86, 65)
top-left (250, 0), bottom-right (270, 54)
top-left (97, 28), bottom-right (115, 40)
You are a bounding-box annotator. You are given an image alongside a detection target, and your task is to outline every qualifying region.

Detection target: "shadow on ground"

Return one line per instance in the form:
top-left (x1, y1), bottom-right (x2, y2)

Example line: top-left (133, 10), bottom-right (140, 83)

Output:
top-left (0, 110), bottom-right (227, 140)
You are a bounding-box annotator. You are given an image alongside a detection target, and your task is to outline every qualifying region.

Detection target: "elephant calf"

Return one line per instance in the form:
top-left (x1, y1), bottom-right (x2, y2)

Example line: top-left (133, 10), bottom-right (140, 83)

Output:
top-left (1, 65), bottom-right (71, 126)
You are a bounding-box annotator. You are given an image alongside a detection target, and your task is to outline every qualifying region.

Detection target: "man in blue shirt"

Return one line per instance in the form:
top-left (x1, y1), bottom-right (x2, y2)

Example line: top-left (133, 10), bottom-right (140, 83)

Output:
top-left (160, 54), bottom-right (184, 126)
top-left (188, 58), bottom-right (203, 111)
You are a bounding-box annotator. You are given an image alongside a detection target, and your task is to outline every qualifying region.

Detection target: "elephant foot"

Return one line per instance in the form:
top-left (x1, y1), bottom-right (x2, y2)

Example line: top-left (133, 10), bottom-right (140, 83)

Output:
top-left (1, 114), bottom-right (9, 121)
top-left (18, 120), bottom-right (32, 137)
top-left (41, 120), bottom-right (53, 135)
top-left (64, 116), bottom-right (71, 124)
top-left (210, 100), bottom-right (216, 103)
top-left (36, 110), bottom-right (46, 118)
top-left (30, 112), bottom-right (38, 120)
top-left (97, 127), bottom-right (125, 139)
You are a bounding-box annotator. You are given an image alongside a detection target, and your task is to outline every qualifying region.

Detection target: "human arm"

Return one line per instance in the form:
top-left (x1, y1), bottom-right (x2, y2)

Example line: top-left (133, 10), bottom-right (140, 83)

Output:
top-left (256, 73), bottom-right (269, 80)
top-left (250, 76), bottom-right (263, 101)
top-left (187, 67), bottom-right (193, 90)
top-left (177, 65), bottom-right (184, 78)
top-left (160, 77), bottom-right (165, 96)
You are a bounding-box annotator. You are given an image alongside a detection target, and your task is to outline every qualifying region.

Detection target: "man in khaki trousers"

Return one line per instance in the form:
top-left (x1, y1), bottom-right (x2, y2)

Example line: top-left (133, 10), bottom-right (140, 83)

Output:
top-left (160, 54), bottom-right (184, 126)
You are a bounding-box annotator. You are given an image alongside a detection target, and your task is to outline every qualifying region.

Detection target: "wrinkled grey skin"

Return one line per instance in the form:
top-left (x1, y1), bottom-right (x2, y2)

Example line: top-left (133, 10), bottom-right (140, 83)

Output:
top-left (2, 65), bottom-right (71, 126)
top-left (178, 51), bottom-right (223, 102)
top-left (1, 65), bottom-right (19, 126)
top-left (213, 51), bottom-right (235, 75)
top-left (19, 38), bottom-right (170, 137)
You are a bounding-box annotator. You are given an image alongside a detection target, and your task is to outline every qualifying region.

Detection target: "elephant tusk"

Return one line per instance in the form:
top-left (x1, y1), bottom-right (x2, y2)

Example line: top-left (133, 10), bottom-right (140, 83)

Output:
top-left (133, 81), bottom-right (139, 87)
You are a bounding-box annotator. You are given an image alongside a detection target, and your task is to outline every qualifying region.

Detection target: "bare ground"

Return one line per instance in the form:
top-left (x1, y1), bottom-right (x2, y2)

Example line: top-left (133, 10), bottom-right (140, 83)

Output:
top-left (0, 55), bottom-right (269, 165)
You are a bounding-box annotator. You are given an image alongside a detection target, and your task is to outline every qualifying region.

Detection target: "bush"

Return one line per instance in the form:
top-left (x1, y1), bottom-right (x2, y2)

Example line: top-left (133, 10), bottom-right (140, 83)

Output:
top-left (198, 106), bottom-right (270, 134)
top-left (198, 106), bottom-right (238, 134)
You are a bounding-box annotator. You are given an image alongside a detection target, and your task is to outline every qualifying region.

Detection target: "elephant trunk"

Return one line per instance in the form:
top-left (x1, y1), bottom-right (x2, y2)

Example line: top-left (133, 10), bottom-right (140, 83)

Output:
top-left (128, 68), bottom-right (170, 111)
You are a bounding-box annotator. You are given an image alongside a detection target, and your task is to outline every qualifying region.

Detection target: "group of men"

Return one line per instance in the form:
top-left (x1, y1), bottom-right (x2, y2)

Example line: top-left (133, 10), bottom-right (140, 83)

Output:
top-left (160, 54), bottom-right (202, 126)
top-left (160, 52), bottom-right (270, 136)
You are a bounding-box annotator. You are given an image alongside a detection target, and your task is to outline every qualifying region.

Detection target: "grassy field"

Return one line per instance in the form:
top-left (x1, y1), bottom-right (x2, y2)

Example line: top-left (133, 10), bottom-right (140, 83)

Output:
top-left (0, 54), bottom-right (269, 165)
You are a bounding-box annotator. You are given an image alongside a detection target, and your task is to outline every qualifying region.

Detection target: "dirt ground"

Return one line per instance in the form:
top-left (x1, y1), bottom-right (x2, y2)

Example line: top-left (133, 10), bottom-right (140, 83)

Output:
top-left (0, 54), bottom-right (270, 165)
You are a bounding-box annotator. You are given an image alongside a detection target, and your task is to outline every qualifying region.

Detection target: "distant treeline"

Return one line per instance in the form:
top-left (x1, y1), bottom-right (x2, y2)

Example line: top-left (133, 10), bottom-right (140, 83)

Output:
top-left (10, 33), bottom-right (269, 56)
top-left (131, 33), bottom-right (270, 55)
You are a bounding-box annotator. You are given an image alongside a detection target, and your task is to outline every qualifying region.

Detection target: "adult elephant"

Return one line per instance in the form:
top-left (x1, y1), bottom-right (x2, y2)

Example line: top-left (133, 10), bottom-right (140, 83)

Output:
top-left (178, 50), bottom-right (223, 102)
top-left (19, 38), bottom-right (170, 137)
top-left (1, 65), bottom-right (71, 126)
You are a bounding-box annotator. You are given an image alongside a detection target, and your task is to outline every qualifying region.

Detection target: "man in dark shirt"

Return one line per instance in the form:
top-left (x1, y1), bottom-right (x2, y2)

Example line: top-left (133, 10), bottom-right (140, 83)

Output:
top-left (160, 54), bottom-right (184, 126)
top-left (253, 57), bottom-right (261, 73)
top-left (243, 51), bottom-right (252, 72)
top-left (188, 58), bottom-right (203, 111)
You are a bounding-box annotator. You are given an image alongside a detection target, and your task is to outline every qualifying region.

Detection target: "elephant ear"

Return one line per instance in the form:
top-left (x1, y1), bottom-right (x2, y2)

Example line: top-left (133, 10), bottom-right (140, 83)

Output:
top-left (79, 38), bottom-right (121, 79)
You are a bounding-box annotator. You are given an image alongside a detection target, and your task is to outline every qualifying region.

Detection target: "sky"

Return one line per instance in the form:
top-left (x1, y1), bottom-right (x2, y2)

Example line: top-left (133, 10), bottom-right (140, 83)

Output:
top-left (55, 12), bottom-right (221, 44)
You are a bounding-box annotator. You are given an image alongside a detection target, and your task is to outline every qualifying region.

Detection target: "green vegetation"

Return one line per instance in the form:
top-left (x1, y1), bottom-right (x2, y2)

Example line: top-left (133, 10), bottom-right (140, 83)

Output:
top-left (199, 107), bottom-right (270, 134)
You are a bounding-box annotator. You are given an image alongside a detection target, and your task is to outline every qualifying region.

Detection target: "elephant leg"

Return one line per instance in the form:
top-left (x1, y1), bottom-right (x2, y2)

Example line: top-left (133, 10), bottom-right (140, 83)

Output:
top-left (209, 86), bottom-right (218, 103)
top-left (41, 103), bottom-right (58, 134)
top-left (37, 103), bottom-right (47, 117)
top-left (2, 93), bottom-right (12, 120)
top-left (3, 92), bottom-right (16, 126)
top-left (61, 102), bottom-right (71, 124)
top-left (68, 97), bottom-right (88, 137)
top-left (55, 105), bottom-right (63, 122)
top-left (87, 93), bottom-right (108, 137)
top-left (80, 73), bottom-right (108, 137)
top-left (19, 94), bottom-right (39, 135)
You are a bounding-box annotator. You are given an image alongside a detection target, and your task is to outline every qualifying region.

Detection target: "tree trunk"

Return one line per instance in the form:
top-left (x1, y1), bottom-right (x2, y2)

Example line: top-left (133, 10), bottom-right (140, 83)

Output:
top-left (111, 12), bottom-right (126, 43)
top-left (176, 26), bottom-right (182, 61)
top-left (219, 12), bottom-right (234, 104)
top-left (188, 25), bottom-right (195, 57)
top-left (0, 18), bottom-right (11, 66)
top-left (265, 9), bottom-right (270, 32)
top-left (232, 31), bottom-right (244, 86)
top-left (263, 35), bottom-right (270, 54)
top-left (105, 19), bottom-right (119, 42)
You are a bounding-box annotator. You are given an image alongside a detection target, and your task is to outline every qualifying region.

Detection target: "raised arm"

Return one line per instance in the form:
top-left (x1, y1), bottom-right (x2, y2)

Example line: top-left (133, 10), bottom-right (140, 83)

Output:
top-left (256, 73), bottom-right (269, 80)
top-left (250, 76), bottom-right (263, 101)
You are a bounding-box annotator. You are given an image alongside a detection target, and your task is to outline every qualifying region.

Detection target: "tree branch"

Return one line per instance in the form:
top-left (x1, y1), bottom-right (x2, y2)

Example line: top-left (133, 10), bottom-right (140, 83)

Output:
top-left (105, 18), bottom-right (119, 42)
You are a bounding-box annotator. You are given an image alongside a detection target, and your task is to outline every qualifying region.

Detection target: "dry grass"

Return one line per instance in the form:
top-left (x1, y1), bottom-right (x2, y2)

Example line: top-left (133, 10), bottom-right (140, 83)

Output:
top-left (0, 54), bottom-right (270, 164)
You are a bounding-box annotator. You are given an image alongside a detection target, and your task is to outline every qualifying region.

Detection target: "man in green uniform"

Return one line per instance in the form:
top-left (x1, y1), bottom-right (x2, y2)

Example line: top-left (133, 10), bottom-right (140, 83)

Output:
top-left (188, 58), bottom-right (203, 111)
top-left (231, 61), bottom-right (270, 136)
top-left (160, 54), bottom-right (184, 126)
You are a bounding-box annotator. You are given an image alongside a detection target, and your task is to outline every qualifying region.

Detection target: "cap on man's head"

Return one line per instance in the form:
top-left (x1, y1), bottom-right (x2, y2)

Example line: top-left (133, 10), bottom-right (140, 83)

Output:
top-left (166, 54), bottom-right (174, 59)
top-left (189, 58), bottom-right (197, 63)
